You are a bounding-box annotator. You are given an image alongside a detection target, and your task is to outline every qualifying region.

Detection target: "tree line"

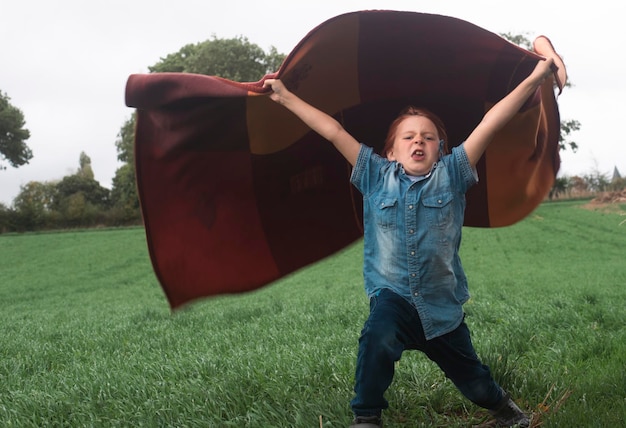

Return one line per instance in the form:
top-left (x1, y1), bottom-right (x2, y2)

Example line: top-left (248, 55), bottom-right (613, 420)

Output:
top-left (0, 33), bottom-right (604, 233)
top-left (549, 169), bottom-right (625, 200)
top-left (0, 36), bottom-right (285, 233)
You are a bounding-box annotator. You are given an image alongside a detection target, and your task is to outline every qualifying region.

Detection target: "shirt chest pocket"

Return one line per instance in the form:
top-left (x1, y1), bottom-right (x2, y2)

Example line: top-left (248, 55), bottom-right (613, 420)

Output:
top-left (422, 192), bottom-right (454, 228)
top-left (374, 197), bottom-right (398, 230)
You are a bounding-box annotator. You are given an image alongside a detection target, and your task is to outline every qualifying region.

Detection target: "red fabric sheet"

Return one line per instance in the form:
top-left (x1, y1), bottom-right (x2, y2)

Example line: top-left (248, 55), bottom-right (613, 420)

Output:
top-left (125, 10), bottom-right (563, 308)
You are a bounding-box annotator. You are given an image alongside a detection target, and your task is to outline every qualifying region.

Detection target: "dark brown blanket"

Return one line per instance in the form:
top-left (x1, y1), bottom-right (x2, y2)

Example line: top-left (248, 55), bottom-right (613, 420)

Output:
top-left (125, 10), bottom-right (563, 308)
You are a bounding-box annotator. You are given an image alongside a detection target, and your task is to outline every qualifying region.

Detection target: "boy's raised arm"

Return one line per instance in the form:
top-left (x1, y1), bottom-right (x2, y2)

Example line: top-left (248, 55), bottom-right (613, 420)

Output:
top-left (263, 79), bottom-right (361, 166)
top-left (463, 57), bottom-right (556, 168)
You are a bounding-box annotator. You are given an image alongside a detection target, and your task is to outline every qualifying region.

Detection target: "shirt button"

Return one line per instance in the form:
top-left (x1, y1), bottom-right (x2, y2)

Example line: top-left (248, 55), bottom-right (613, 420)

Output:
top-left (410, 251), bottom-right (415, 256)
top-left (414, 292), bottom-right (419, 297)
top-left (411, 273), bottom-right (416, 277)
top-left (409, 204), bottom-right (413, 209)
top-left (409, 229), bottom-right (414, 234)
top-left (438, 199), bottom-right (442, 204)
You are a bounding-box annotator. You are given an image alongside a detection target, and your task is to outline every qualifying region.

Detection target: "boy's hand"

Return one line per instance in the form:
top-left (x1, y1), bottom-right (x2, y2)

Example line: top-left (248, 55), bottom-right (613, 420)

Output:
top-left (533, 35), bottom-right (566, 93)
top-left (530, 57), bottom-right (555, 86)
top-left (263, 79), bottom-right (288, 103)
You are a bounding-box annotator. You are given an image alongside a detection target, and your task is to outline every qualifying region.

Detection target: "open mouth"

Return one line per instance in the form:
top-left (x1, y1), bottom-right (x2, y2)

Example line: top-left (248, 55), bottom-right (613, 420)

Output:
top-left (411, 149), bottom-right (425, 160)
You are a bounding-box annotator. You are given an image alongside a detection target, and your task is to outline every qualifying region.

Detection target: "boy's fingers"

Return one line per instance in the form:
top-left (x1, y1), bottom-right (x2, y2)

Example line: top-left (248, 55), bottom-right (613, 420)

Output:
top-left (533, 35), bottom-right (566, 94)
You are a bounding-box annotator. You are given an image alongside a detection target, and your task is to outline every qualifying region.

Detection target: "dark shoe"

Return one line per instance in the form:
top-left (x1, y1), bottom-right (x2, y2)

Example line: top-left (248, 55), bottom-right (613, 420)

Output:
top-left (489, 393), bottom-right (530, 427)
top-left (350, 414), bottom-right (382, 428)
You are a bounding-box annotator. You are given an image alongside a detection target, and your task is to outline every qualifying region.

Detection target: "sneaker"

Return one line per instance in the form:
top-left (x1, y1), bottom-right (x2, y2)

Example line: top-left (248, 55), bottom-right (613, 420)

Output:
top-left (488, 393), bottom-right (530, 427)
top-left (350, 414), bottom-right (382, 428)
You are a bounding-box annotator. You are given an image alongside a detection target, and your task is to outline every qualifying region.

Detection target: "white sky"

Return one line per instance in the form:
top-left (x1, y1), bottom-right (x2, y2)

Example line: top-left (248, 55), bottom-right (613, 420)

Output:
top-left (2, 0), bottom-right (624, 205)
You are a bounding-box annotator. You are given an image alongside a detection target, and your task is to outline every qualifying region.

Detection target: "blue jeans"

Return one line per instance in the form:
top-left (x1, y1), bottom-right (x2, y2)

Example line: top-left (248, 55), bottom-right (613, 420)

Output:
top-left (351, 289), bottom-right (504, 416)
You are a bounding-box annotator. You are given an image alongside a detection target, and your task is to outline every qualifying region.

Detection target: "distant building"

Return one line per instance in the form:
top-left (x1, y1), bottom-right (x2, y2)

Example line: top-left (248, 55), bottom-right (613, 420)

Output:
top-left (613, 166), bottom-right (622, 181)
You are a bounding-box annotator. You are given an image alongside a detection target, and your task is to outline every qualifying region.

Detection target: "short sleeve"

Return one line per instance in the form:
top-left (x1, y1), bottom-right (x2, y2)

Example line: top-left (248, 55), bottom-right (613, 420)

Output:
top-left (350, 144), bottom-right (389, 197)
top-left (451, 144), bottom-right (478, 193)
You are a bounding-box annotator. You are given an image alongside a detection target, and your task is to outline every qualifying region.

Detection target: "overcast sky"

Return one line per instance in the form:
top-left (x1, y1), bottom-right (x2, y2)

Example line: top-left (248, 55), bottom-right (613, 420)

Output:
top-left (2, 0), bottom-right (624, 205)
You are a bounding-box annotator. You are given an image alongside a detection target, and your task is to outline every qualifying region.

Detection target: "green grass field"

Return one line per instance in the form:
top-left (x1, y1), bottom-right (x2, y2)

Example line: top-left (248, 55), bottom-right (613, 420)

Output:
top-left (1, 200), bottom-right (624, 427)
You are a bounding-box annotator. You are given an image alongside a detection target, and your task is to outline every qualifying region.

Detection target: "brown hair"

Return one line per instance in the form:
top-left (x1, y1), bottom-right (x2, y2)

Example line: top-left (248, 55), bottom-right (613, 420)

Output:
top-left (380, 106), bottom-right (449, 158)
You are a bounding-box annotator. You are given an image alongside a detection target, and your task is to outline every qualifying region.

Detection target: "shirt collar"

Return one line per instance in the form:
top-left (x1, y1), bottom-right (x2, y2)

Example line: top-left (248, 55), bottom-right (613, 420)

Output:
top-left (404, 161), bottom-right (438, 182)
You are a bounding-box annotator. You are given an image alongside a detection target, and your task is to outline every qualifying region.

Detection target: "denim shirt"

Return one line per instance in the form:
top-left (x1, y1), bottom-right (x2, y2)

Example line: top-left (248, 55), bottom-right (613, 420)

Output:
top-left (350, 143), bottom-right (478, 340)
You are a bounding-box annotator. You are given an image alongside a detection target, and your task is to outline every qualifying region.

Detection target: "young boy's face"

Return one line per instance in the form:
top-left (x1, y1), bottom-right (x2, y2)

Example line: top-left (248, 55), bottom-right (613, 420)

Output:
top-left (386, 115), bottom-right (440, 176)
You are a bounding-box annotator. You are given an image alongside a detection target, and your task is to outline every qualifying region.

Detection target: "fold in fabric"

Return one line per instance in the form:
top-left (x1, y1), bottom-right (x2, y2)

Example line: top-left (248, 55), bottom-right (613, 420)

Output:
top-left (125, 10), bottom-right (563, 308)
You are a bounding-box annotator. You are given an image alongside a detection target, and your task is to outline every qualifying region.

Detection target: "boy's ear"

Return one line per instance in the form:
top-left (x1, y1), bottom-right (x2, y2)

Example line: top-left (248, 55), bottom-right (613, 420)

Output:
top-left (386, 150), bottom-right (396, 161)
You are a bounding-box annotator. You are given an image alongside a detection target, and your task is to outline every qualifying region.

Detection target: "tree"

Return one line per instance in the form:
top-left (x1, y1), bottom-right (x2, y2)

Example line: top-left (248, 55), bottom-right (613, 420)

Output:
top-left (12, 181), bottom-right (58, 230)
top-left (0, 91), bottom-right (32, 169)
top-left (549, 176), bottom-right (569, 200)
top-left (44, 152), bottom-right (111, 227)
top-left (78, 151), bottom-right (94, 179)
top-left (583, 170), bottom-right (610, 193)
top-left (110, 163), bottom-right (139, 211)
top-left (115, 113), bottom-right (136, 165)
top-left (13, 181), bottom-right (57, 212)
top-left (559, 119), bottom-right (580, 152)
top-left (9, 153), bottom-right (112, 230)
top-left (54, 174), bottom-right (110, 210)
top-left (149, 35), bottom-right (285, 81)
top-left (568, 176), bottom-right (589, 195)
top-left (111, 114), bottom-right (138, 212)
top-left (499, 32), bottom-right (534, 50)
top-left (0, 202), bottom-right (13, 233)
top-left (264, 46), bottom-right (286, 76)
top-left (113, 36), bottom-right (286, 213)
top-left (49, 173), bottom-right (110, 228)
